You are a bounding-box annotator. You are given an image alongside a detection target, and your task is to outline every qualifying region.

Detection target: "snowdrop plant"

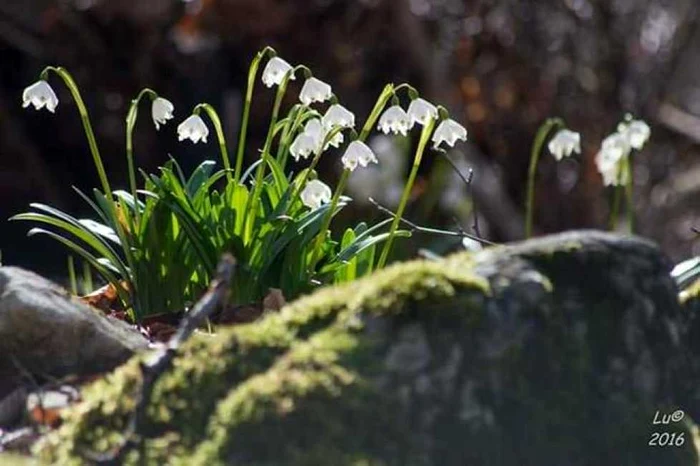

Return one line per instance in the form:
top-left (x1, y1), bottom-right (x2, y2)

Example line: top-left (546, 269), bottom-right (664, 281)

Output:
top-left (14, 49), bottom-right (419, 318)
top-left (596, 115), bottom-right (650, 232)
top-left (376, 94), bottom-right (468, 268)
top-left (524, 118), bottom-right (579, 238)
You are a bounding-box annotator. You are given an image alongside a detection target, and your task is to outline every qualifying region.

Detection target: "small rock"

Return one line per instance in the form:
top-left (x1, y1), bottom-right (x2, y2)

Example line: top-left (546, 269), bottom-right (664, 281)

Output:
top-left (0, 267), bottom-right (148, 405)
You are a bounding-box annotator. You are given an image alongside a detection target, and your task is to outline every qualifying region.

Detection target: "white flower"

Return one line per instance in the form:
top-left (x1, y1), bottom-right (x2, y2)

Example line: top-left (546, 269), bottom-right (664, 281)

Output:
top-left (177, 114), bottom-right (209, 144)
top-left (462, 237), bottom-right (483, 252)
top-left (378, 105), bottom-right (413, 136)
top-left (22, 80), bottom-right (59, 113)
top-left (322, 104), bottom-right (355, 130)
top-left (407, 98), bottom-right (438, 126)
top-left (261, 57), bottom-right (295, 88)
top-left (432, 118), bottom-right (468, 148)
top-left (619, 119), bottom-right (651, 150)
top-left (290, 118), bottom-right (344, 161)
top-left (151, 97), bottom-right (174, 130)
top-left (341, 140), bottom-right (378, 171)
top-left (595, 133), bottom-right (630, 186)
top-left (300, 179), bottom-right (332, 209)
top-left (290, 133), bottom-right (317, 161)
top-left (306, 118), bottom-right (343, 149)
top-left (299, 77), bottom-right (332, 106)
top-left (548, 129), bottom-right (581, 161)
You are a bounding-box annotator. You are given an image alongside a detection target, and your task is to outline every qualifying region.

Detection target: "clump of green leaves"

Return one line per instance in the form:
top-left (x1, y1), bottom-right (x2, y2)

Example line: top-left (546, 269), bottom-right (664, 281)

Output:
top-left (14, 48), bottom-right (470, 321)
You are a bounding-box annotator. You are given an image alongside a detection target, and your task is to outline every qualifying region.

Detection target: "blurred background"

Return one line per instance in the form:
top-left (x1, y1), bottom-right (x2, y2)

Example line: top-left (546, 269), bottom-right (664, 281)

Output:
top-left (2, 0), bottom-right (700, 277)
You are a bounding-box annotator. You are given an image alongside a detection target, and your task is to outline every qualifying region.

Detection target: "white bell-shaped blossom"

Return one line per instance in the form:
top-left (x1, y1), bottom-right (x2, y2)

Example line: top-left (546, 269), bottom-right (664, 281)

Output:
top-left (407, 98), bottom-right (438, 126)
top-left (299, 77), bottom-right (332, 106)
top-left (619, 119), bottom-right (651, 150)
top-left (151, 97), bottom-right (174, 130)
top-left (290, 133), bottom-right (317, 161)
top-left (432, 118), bottom-right (468, 148)
top-left (22, 80), bottom-right (59, 113)
top-left (300, 179), bottom-right (332, 209)
top-left (548, 129), bottom-right (581, 161)
top-left (177, 114), bottom-right (209, 144)
top-left (595, 132), bottom-right (630, 186)
top-left (322, 104), bottom-right (355, 130)
top-left (306, 118), bottom-right (343, 149)
top-left (341, 140), bottom-right (378, 172)
top-left (378, 105), bottom-right (413, 136)
top-left (290, 118), bottom-right (345, 161)
top-left (262, 57), bottom-right (295, 88)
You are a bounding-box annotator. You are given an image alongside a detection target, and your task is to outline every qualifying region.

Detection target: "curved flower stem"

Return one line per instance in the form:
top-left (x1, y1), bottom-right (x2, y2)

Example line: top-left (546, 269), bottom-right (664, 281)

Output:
top-left (194, 103), bottom-right (232, 182)
top-left (125, 88), bottom-right (157, 224)
top-left (308, 85), bottom-right (395, 269)
top-left (243, 69), bottom-right (295, 243)
top-left (524, 117), bottom-right (564, 238)
top-left (376, 118), bottom-right (436, 269)
top-left (278, 105), bottom-right (318, 171)
top-left (41, 66), bottom-right (113, 198)
top-left (41, 66), bottom-right (138, 316)
top-left (309, 168), bottom-right (350, 268)
top-left (286, 125), bottom-right (347, 211)
top-left (235, 46), bottom-right (275, 185)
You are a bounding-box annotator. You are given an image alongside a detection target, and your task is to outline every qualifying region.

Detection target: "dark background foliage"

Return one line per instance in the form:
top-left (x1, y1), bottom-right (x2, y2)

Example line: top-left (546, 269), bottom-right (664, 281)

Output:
top-left (2, 0), bottom-right (700, 277)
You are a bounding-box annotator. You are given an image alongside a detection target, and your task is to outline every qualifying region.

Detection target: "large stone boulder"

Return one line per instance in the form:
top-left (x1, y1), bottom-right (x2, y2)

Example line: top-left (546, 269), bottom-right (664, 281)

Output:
top-left (37, 231), bottom-right (698, 465)
top-left (0, 267), bottom-right (148, 403)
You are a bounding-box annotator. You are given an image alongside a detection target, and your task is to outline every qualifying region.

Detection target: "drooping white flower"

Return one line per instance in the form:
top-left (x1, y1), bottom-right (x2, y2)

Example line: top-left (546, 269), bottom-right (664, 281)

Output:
top-left (595, 132), bottom-right (630, 186)
top-left (322, 104), bottom-right (355, 130)
top-left (341, 140), bottom-right (378, 171)
top-left (261, 57), bottom-right (295, 88)
top-left (290, 133), bottom-right (317, 161)
top-left (177, 114), bottom-right (209, 144)
top-left (300, 179), bottom-right (332, 209)
top-left (299, 77), bottom-right (332, 106)
top-left (151, 97), bottom-right (174, 130)
top-left (377, 105), bottom-right (413, 136)
top-left (548, 129), bottom-right (581, 161)
top-left (619, 119), bottom-right (651, 150)
top-left (22, 80), bottom-right (59, 113)
top-left (432, 118), bottom-right (468, 148)
top-left (407, 98), bottom-right (438, 126)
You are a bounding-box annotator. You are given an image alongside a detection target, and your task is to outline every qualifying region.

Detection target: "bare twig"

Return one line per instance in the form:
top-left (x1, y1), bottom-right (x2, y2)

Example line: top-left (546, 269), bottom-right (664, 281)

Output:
top-left (368, 197), bottom-right (497, 246)
top-left (85, 254), bottom-right (236, 465)
top-left (439, 150), bottom-right (483, 239)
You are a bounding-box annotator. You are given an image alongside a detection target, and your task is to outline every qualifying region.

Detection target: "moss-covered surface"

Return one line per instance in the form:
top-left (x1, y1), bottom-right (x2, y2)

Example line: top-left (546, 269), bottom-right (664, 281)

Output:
top-left (36, 230), bottom-right (699, 465)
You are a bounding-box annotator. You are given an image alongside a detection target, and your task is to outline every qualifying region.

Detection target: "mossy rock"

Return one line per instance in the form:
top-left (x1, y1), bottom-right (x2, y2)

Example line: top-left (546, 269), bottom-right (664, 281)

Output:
top-left (36, 231), bottom-right (698, 465)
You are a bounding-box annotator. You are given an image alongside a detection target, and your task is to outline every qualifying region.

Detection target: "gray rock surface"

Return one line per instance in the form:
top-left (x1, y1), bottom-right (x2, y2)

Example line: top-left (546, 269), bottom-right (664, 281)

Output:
top-left (38, 231), bottom-right (700, 465)
top-left (0, 267), bottom-right (147, 405)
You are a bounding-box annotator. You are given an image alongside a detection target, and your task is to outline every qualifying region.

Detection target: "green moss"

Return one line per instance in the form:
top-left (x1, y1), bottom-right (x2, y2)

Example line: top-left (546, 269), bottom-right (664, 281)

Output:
top-left (36, 257), bottom-right (488, 465)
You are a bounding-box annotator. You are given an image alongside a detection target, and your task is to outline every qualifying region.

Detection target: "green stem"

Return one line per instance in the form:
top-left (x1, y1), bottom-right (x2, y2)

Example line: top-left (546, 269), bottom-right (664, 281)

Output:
top-left (310, 169), bottom-right (350, 267)
top-left (524, 117), bottom-right (564, 238)
top-left (195, 103), bottom-right (233, 182)
top-left (125, 88), bottom-right (157, 224)
top-left (41, 66), bottom-right (139, 317)
top-left (278, 105), bottom-right (316, 171)
top-left (243, 69), bottom-right (294, 243)
top-left (609, 185), bottom-right (622, 231)
top-left (42, 67), bottom-right (113, 198)
top-left (235, 47), bottom-right (275, 185)
top-left (377, 118), bottom-right (436, 268)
